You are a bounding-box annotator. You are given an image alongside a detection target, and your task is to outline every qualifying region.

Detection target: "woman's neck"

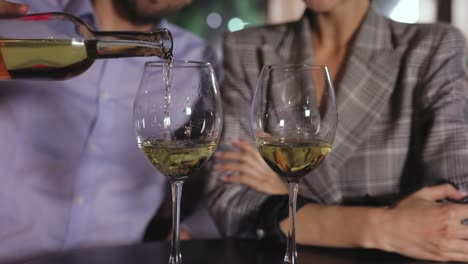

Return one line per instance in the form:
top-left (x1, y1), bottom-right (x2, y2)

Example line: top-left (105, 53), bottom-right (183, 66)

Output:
top-left (311, 0), bottom-right (370, 50)
top-left (309, 0), bottom-right (370, 87)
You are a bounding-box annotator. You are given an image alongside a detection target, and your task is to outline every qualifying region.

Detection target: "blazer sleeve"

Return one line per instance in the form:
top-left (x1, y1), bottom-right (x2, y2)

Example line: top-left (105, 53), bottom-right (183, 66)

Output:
top-left (416, 25), bottom-right (468, 191)
top-left (205, 32), bottom-right (269, 238)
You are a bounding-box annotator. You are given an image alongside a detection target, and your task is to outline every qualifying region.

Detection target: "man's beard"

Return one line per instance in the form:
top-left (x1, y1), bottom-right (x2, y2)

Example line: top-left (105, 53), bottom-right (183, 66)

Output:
top-left (114, 0), bottom-right (162, 25)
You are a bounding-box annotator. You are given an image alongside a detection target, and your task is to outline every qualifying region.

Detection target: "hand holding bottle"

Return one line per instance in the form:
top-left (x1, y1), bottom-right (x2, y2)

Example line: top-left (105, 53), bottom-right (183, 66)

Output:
top-left (0, 1), bottom-right (28, 17)
top-left (0, 12), bottom-right (172, 80)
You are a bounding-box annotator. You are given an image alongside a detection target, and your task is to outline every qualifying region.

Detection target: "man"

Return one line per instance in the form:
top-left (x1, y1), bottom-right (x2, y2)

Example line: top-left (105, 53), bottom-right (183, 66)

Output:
top-left (0, 0), bottom-right (218, 262)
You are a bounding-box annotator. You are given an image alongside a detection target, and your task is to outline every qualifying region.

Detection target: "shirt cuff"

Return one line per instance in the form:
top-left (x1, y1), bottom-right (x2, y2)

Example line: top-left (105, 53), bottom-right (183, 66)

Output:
top-left (257, 194), bottom-right (314, 243)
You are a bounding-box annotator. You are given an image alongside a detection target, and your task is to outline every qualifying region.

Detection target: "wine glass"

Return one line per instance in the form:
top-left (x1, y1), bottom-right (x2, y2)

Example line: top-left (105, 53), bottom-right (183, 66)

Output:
top-left (134, 60), bottom-right (223, 264)
top-left (250, 64), bottom-right (337, 264)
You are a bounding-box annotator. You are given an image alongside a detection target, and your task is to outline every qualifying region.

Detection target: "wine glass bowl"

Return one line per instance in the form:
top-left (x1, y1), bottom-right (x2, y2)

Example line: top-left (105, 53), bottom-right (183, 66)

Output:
top-left (134, 60), bottom-right (222, 264)
top-left (251, 64), bottom-right (337, 264)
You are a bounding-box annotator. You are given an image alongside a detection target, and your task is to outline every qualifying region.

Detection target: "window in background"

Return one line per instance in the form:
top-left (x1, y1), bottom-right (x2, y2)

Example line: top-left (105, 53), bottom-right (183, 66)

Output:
top-left (453, 0), bottom-right (468, 40)
top-left (167, 0), bottom-right (266, 59)
top-left (373, 0), bottom-right (437, 23)
top-left (264, 0), bottom-right (438, 25)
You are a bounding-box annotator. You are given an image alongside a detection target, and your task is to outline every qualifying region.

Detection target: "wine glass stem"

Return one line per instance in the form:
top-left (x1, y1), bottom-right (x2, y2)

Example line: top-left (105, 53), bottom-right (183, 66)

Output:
top-left (169, 180), bottom-right (183, 264)
top-left (284, 181), bottom-right (299, 264)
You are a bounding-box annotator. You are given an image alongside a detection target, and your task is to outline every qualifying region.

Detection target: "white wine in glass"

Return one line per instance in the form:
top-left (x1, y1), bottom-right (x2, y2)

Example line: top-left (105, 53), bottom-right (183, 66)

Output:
top-left (134, 60), bottom-right (223, 264)
top-left (139, 139), bottom-right (217, 181)
top-left (251, 64), bottom-right (337, 264)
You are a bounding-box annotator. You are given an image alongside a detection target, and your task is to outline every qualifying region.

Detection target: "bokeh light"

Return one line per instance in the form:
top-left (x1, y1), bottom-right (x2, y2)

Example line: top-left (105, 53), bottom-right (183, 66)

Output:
top-left (207, 12), bottom-right (222, 29)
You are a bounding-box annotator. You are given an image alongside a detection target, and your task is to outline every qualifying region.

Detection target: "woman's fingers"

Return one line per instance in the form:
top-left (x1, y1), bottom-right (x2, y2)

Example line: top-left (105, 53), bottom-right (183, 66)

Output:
top-left (217, 144), bottom-right (266, 170)
top-left (232, 140), bottom-right (258, 152)
top-left (442, 224), bottom-right (468, 240)
top-left (216, 151), bottom-right (245, 162)
top-left (427, 239), bottom-right (468, 262)
top-left (217, 153), bottom-right (271, 177)
top-left (215, 140), bottom-right (288, 194)
top-left (387, 191), bottom-right (468, 261)
top-left (221, 171), bottom-right (288, 195)
top-left (416, 183), bottom-right (465, 201)
top-left (442, 252), bottom-right (468, 263)
top-left (215, 154), bottom-right (288, 194)
top-left (215, 150), bottom-right (275, 183)
top-left (439, 205), bottom-right (468, 240)
top-left (221, 171), bottom-right (265, 188)
top-left (215, 155), bottom-right (289, 194)
top-left (215, 162), bottom-right (260, 178)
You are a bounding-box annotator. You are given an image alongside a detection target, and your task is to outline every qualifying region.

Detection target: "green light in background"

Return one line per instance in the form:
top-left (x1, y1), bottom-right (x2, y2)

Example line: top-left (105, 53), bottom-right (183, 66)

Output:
top-left (227, 17), bottom-right (246, 32)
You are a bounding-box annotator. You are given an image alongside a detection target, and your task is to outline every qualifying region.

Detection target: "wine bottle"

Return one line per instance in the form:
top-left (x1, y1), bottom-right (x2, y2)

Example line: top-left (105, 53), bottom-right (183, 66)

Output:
top-left (0, 12), bottom-right (173, 80)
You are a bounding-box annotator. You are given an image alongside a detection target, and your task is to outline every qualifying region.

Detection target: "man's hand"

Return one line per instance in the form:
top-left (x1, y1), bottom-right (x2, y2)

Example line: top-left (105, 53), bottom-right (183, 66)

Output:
top-left (0, 1), bottom-right (28, 17)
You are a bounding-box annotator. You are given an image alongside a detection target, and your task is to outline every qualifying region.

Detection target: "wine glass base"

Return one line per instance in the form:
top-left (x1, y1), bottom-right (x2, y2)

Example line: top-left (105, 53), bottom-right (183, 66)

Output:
top-left (168, 253), bottom-right (182, 264)
top-left (283, 252), bottom-right (298, 264)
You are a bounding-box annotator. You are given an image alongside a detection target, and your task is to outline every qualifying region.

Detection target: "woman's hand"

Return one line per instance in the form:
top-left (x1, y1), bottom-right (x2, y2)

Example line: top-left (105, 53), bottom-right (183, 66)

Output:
top-left (376, 184), bottom-right (468, 262)
top-left (0, 1), bottom-right (28, 17)
top-left (214, 139), bottom-right (288, 195)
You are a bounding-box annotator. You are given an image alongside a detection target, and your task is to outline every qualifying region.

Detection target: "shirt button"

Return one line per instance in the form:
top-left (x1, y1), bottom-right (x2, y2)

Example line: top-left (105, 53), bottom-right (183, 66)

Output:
top-left (101, 91), bottom-right (110, 101)
top-left (89, 144), bottom-right (98, 152)
top-left (76, 196), bottom-right (85, 205)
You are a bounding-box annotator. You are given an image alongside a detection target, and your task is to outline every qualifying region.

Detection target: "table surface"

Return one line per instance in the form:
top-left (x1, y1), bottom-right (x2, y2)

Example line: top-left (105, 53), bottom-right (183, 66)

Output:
top-left (26, 239), bottom-right (435, 264)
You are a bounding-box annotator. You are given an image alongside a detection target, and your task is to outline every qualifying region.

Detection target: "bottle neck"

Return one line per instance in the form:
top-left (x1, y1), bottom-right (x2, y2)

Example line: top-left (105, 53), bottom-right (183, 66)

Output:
top-left (91, 29), bottom-right (173, 60)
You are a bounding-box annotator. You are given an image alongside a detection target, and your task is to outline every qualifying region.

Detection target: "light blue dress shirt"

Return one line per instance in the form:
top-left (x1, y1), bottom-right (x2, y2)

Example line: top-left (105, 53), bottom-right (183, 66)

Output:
top-left (0, 1), bottom-right (217, 262)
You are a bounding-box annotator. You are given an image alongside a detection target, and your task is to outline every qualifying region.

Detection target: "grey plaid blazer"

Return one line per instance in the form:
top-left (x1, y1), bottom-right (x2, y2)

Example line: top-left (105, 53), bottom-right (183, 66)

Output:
top-left (207, 8), bottom-right (468, 238)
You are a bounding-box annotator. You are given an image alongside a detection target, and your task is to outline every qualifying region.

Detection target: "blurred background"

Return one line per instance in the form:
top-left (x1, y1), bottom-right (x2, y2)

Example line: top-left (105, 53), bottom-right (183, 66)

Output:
top-left (167, 0), bottom-right (466, 60)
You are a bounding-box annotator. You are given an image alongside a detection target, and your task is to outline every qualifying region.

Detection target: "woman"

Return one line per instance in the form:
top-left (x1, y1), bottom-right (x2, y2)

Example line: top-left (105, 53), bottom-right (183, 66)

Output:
top-left (207, 0), bottom-right (468, 262)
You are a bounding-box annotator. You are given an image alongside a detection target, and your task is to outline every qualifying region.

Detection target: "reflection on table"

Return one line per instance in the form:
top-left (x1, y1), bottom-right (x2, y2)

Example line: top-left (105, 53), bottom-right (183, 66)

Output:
top-left (26, 239), bottom-right (432, 264)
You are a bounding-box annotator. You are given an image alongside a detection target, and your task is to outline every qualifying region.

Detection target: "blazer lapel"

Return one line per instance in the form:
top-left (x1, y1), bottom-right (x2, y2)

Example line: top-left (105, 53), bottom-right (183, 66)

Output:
top-left (324, 8), bottom-right (404, 170)
top-left (297, 9), bottom-right (405, 203)
top-left (244, 21), bottom-right (303, 97)
top-left (244, 35), bottom-right (285, 90)
top-left (253, 15), bottom-right (316, 113)
top-left (257, 16), bottom-right (313, 68)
